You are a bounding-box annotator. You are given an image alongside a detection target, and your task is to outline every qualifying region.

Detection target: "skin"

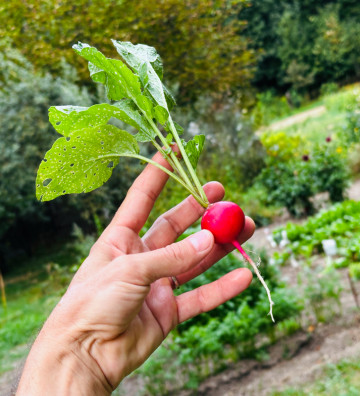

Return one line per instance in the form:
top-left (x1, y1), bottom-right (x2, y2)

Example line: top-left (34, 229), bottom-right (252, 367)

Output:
top-left (16, 151), bottom-right (255, 396)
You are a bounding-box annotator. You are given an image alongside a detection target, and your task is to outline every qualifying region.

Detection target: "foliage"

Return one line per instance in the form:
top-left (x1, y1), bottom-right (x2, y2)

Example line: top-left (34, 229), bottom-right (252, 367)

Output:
top-left (324, 86), bottom-right (358, 113)
top-left (343, 87), bottom-right (360, 145)
top-left (256, 131), bottom-right (350, 216)
top-left (0, 48), bottom-right (138, 271)
top-left (309, 143), bottom-right (350, 202)
top-left (260, 131), bottom-right (304, 162)
top-left (251, 90), bottom-right (294, 127)
top-left (273, 200), bottom-right (360, 266)
top-left (0, 0), bottom-right (255, 105)
top-left (257, 161), bottom-right (315, 217)
top-left (241, 0), bottom-right (360, 94)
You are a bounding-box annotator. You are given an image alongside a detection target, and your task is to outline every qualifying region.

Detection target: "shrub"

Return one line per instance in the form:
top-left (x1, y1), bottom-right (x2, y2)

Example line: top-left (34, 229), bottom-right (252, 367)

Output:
top-left (257, 133), bottom-right (350, 216)
top-left (309, 143), bottom-right (350, 202)
top-left (257, 161), bottom-right (315, 217)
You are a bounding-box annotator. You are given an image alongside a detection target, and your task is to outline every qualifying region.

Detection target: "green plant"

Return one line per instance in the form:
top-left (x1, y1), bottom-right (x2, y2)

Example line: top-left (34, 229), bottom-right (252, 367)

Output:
top-left (35, 40), bottom-right (276, 314)
top-left (309, 143), bottom-right (350, 202)
top-left (257, 161), bottom-right (315, 217)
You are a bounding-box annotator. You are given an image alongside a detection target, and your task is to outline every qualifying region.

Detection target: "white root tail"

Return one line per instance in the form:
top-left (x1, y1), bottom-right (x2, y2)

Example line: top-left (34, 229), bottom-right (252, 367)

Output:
top-left (232, 240), bottom-right (275, 322)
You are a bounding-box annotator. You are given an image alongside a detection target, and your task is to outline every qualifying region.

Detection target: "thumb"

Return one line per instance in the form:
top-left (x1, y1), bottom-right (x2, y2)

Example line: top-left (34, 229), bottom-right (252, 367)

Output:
top-left (121, 230), bottom-right (214, 284)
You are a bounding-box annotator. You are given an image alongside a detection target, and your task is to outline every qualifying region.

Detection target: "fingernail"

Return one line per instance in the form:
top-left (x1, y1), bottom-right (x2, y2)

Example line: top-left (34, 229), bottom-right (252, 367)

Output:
top-left (189, 230), bottom-right (213, 251)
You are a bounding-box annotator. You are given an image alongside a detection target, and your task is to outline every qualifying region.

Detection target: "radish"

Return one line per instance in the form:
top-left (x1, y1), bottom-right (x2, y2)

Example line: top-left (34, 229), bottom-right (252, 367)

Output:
top-left (36, 39), bottom-right (275, 321)
top-left (201, 201), bottom-right (275, 322)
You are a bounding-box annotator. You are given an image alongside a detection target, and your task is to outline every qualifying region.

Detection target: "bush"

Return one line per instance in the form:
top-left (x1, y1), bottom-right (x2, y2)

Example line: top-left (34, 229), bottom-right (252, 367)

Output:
top-left (323, 87), bottom-right (358, 113)
top-left (257, 160), bottom-right (315, 217)
top-left (256, 134), bottom-right (350, 216)
top-left (309, 143), bottom-right (350, 202)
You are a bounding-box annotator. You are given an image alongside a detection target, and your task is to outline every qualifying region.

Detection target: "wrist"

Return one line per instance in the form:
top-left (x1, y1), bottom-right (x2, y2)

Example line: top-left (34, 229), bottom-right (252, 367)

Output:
top-left (16, 324), bottom-right (112, 396)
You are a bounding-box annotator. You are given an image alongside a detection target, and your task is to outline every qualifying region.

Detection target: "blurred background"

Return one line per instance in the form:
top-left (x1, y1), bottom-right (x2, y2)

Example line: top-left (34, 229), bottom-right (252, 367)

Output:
top-left (1, 0), bottom-right (360, 394)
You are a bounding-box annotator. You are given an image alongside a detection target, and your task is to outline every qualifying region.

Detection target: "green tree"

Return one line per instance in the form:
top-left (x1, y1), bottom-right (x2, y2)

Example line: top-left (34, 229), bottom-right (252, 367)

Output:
top-left (0, 0), bottom-right (255, 105)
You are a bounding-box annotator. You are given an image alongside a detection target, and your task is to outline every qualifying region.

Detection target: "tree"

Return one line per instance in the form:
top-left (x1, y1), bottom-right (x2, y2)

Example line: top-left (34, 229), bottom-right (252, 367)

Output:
top-left (0, 0), bottom-right (256, 105)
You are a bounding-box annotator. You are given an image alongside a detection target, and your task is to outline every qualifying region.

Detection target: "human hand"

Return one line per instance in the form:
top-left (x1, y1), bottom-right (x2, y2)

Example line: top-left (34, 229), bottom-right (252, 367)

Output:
top-left (17, 152), bottom-right (255, 396)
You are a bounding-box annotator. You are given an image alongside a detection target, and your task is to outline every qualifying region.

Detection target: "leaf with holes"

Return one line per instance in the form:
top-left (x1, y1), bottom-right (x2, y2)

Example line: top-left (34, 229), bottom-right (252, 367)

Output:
top-left (36, 125), bottom-right (139, 201)
top-left (49, 101), bottom-right (156, 142)
top-left (73, 42), bottom-right (142, 102)
top-left (112, 40), bottom-right (175, 123)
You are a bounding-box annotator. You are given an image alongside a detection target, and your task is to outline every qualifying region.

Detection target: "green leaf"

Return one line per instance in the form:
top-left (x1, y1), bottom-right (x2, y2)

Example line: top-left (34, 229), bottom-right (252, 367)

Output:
top-left (49, 104), bottom-right (116, 136)
top-left (165, 120), bottom-right (184, 136)
top-left (182, 135), bottom-right (205, 169)
top-left (112, 100), bottom-right (156, 142)
top-left (49, 102), bottom-right (156, 142)
top-left (111, 40), bottom-right (164, 79)
top-left (36, 125), bottom-right (139, 201)
top-left (73, 42), bottom-right (142, 101)
top-left (112, 40), bottom-right (175, 122)
top-left (166, 132), bottom-right (173, 145)
top-left (153, 105), bottom-right (169, 125)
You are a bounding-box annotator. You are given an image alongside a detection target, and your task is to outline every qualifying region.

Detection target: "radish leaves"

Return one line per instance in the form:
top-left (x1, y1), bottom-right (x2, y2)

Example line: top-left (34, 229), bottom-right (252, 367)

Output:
top-left (36, 125), bottom-right (139, 201)
top-left (36, 40), bottom-right (209, 207)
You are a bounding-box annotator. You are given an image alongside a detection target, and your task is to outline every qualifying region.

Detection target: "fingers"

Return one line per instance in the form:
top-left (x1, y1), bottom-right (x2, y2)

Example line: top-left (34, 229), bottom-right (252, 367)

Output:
top-left (142, 182), bottom-right (225, 250)
top-left (176, 268), bottom-right (253, 323)
top-left (106, 150), bottom-right (173, 234)
top-left (112, 230), bottom-right (215, 285)
top-left (175, 216), bottom-right (255, 286)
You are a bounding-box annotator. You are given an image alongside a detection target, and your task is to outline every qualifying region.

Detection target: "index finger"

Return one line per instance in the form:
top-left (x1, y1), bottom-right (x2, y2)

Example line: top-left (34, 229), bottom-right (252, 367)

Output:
top-left (106, 151), bottom-right (172, 234)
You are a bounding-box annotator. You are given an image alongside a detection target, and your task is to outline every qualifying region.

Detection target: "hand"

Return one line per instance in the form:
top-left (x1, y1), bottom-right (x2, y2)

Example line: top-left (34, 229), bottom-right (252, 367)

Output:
top-left (17, 152), bottom-right (255, 396)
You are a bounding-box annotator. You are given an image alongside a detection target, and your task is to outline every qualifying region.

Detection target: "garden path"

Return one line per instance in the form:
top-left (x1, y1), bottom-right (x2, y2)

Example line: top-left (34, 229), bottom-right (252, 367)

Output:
top-left (268, 105), bottom-right (326, 131)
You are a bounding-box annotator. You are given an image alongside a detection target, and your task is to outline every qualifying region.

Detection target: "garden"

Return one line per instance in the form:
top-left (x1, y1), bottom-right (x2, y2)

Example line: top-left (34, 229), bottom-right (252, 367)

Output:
top-left (1, 1), bottom-right (360, 395)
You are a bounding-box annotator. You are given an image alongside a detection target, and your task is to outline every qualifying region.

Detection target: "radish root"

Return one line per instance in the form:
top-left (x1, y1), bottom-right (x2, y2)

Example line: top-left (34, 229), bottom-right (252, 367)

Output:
top-left (232, 240), bottom-right (275, 322)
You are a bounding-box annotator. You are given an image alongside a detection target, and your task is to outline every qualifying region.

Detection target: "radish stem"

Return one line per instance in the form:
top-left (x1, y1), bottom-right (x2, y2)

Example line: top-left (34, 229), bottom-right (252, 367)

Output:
top-left (232, 240), bottom-right (275, 322)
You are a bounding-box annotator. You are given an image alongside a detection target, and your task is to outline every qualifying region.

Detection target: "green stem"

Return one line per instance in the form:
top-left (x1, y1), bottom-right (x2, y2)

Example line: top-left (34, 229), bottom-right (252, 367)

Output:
top-left (128, 154), bottom-right (207, 207)
top-left (168, 117), bottom-right (208, 203)
top-left (98, 153), bottom-right (207, 207)
top-left (141, 113), bottom-right (194, 191)
top-left (152, 140), bottom-right (177, 170)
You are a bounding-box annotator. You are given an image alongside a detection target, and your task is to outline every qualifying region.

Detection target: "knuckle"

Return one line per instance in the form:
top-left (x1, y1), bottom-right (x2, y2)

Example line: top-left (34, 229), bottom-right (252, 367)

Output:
top-left (196, 287), bottom-right (207, 314)
top-left (163, 243), bottom-right (186, 263)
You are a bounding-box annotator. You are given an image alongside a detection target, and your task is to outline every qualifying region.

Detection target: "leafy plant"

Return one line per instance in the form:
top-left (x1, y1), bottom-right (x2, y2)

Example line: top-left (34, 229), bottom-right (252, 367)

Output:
top-left (36, 40), bottom-right (209, 209)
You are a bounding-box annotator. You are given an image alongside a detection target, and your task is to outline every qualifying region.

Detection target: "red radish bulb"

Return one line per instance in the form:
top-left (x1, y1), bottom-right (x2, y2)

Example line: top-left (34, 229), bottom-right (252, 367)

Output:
top-left (201, 200), bottom-right (275, 322)
top-left (201, 201), bottom-right (245, 244)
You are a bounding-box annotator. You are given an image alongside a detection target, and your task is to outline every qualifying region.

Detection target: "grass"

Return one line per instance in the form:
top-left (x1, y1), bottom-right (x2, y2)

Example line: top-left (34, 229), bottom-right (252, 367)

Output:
top-left (271, 357), bottom-right (360, 396)
top-left (0, 246), bottom-right (79, 374)
top-left (275, 110), bottom-right (347, 144)
top-left (266, 84), bottom-right (360, 144)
